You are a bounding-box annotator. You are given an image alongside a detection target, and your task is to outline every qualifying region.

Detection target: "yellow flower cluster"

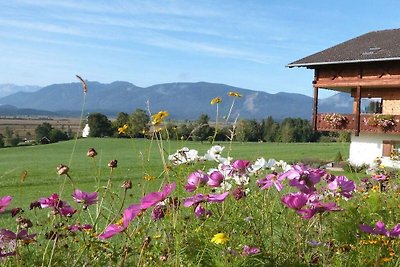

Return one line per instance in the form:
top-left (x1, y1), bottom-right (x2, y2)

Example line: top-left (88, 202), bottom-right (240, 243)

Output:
top-left (228, 91), bottom-right (242, 97)
top-left (152, 111), bottom-right (169, 125)
top-left (143, 174), bottom-right (156, 181)
top-left (118, 124), bottom-right (128, 134)
top-left (211, 233), bottom-right (229, 244)
top-left (210, 97), bottom-right (222, 105)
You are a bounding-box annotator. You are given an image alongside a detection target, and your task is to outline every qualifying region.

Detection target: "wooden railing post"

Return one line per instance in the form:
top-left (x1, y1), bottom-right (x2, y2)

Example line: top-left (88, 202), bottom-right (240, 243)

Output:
top-left (313, 86), bottom-right (318, 131)
top-left (354, 86), bottom-right (361, 136)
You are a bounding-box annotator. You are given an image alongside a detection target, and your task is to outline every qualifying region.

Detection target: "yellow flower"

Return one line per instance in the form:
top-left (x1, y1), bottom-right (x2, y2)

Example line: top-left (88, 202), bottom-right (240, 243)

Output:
top-left (211, 233), bottom-right (229, 244)
top-left (143, 174), bottom-right (155, 181)
top-left (152, 111), bottom-right (169, 125)
top-left (118, 124), bottom-right (128, 134)
top-left (228, 91), bottom-right (242, 97)
top-left (210, 97), bottom-right (222, 105)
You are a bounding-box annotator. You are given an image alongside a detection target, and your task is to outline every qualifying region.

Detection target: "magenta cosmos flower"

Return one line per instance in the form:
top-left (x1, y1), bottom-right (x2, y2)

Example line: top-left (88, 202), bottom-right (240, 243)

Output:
top-left (185, 171), bottom-right (208, 192)
top-left (38, 194), bottom-right (76, 217)
top-left (141, 183), bottom-right (176, 209)
top-left (0, 229), bottom-right (36, 258)
top-left (184, 192), bottom-right (230, 207)
top-left (281, 192), bottom-right (309, 210)
top-left (359, 221), bottom-right (400, 237)
top-left (99, 204), bottom-right (142, 239)
top-left (242, 245), bottom-right (261, 256)
top-left (297, 202), bottom-right (341, 219)
top-left (327, 176), bottom-right (356, 198)
top-left (0, 196), bottom-right (12, 213)
top-left (232, 160), bottom-right (250, 175)
top-left (184, 192), bottom-right (229, 219)
top-left (280, 165), bottom-right (324, 194)
top-left (257, 173), bottom-right (285, 191)
top-left (72, 189), bottom-right (98, 207)
top-left (207, 171), bottom-right (224, 187)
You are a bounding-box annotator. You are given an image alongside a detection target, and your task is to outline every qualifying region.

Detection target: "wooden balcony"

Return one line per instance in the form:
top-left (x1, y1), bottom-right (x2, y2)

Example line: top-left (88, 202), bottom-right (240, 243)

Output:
top-left (316, 113), bottom-right (400, 134)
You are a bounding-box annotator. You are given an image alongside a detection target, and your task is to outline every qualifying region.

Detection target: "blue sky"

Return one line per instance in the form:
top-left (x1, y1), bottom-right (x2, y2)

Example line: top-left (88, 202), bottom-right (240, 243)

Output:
top-left (1, 0), bottom-right (400, 97)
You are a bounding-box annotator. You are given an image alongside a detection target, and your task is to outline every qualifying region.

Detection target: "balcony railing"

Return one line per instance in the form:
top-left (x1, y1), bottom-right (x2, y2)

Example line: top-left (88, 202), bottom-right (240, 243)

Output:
top-left (316, 113), bottom-right (400, 134)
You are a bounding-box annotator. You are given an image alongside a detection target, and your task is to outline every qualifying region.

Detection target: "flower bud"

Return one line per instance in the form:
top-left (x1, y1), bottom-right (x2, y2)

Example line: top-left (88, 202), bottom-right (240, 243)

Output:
top-left (57, 164), bottom-right (69, 175)
top-left (87, 148), bottom-right (97, 157)
top-left (108, 159), bottom-right (118, 168)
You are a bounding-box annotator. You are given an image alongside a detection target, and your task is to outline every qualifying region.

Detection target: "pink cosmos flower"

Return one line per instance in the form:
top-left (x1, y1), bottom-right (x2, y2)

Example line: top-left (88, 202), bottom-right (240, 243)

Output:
top-left (297, 202), bottom-right (341, 219)
top-left (257, 173), bottom-right (285, 191)
top-left (327, 176), bottom-right (356, 198)
top-left (207, 171), bottom-right (224, 187)
top-left (38, 194), bottom-right (76, 217)
top-left (242, 245), bottom-right (261, 256)
top-left (151, 204), bottom-right (167, 221)
top-left (184, 192), bottom-right (230, 207)
top-left (281, 192), bottom-right (309, 210)
top-left (141, 183), bottom-right (176, 209)
top-left (371, 174), bottom-right (387, 181)
top-left (359, 221), bottom-right (400, 237)
top-left (281, 165), bottom-right (324, 194)
top-left (0, 229), bottom-right (36, 258)
top-left (99, 204), bottom-right (142, 239)
top-left (194, 204), bottom-right (213, 218)
top-left (232, 160), bottom-right (250, 175)
top-left (0, 196), bottom-right (12, 213)
top-left (185, 171), bottom-right (208, 192)
top-left (72, 189), bottom-right (98, 207)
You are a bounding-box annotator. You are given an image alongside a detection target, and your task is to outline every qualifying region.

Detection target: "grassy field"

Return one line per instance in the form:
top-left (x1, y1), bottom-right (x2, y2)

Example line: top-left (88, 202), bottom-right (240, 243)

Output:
top-left (0, 138), bottom-right (349, 199)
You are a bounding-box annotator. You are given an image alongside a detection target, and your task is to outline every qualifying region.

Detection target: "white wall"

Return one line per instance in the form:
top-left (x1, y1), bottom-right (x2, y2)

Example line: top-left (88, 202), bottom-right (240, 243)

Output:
top-left (349, 133), bottom-right (400, 166)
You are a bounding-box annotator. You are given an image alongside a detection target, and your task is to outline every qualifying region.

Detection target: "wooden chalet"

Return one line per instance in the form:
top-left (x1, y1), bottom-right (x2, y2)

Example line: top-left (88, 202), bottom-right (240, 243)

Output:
top-left (288, 29), bottom-right (400, 166)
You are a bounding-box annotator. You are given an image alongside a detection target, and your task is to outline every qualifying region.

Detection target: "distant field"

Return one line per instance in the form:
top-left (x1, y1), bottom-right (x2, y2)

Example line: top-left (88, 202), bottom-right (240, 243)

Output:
top-left (0, 138), bottom-right (350, 209)
top-left (0, 116), bottom-right (82, 139)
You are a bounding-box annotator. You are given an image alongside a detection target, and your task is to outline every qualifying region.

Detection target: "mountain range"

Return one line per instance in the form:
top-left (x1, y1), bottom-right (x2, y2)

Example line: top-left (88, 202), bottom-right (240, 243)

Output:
top-left (0, 81), bottom-right (353, 120)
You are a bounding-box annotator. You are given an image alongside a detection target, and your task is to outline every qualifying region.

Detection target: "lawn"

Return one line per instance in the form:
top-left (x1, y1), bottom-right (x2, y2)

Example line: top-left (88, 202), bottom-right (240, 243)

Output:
top-left (0, 138), bottom-right (350, 207)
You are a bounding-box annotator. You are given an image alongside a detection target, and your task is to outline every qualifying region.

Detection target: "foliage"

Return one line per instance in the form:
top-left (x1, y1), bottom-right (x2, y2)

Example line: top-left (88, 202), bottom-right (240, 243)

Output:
top-left (129, 108), bottom-right (150, 137)
top-left (192, 114), bottom-right (213, 141)
top-left (35, 122), bottom-right (53, 141)
top-left (88, 113), bottom-right (113, 137)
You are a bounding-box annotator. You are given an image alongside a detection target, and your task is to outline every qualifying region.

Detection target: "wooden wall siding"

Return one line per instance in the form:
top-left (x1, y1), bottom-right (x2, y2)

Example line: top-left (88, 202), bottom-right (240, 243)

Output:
top-left (316, 113), bottom-right (400, 134)
top-left (314, 64), bottom-right (400, 89)
top-left (350, 88), bottom-right (400, 98)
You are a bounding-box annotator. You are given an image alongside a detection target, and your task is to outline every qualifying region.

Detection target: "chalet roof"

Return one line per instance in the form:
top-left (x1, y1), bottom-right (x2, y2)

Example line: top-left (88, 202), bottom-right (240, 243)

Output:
top-left (287, 29), bottom-right (400, 68)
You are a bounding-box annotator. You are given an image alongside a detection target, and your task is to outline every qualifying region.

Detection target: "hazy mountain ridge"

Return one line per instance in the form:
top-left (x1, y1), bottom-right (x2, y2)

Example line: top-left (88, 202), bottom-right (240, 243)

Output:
top-left (0, 84), bottom-right (41, 98)
top-left (0, 81), bottom-right (353, 120)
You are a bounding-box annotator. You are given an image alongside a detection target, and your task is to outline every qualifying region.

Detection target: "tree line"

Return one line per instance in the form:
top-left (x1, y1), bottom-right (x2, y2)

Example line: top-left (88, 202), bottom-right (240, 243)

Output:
top-left (86, 109), bottom-right (349, 143)
top-left (0, 109), bottom-right (350, 148)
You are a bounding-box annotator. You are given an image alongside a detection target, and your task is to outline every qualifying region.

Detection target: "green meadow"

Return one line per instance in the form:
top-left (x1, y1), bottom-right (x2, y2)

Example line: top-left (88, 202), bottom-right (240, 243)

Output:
top-left (0, 138), bottom-right (350, 207)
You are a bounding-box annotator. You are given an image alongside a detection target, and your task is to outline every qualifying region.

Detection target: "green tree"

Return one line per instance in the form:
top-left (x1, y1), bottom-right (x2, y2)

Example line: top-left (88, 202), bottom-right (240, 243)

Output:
top-left (280, 118), bottom-right (296, 143)
top-left (114, 112), bottom-right (130, 129)
top-left (49, 128), bottom-right (69, 142)
top-left (193, 114), bottom-right (212, 141)
top-left (35, 122), bottom-right (53, 141)
top-left (88, 113), bottom-right (112, 137)
top-left (236, 119), bottom-right (262, 142)
top-left (5, 127), bottom-right (13, 139)
top-left (129, 109), bottom-right (150, 137)
top-left (262, 116), bottom-right (279, 142)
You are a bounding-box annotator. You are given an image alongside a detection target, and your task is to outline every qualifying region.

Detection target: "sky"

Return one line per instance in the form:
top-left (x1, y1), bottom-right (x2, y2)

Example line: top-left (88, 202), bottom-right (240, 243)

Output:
top-left (1, 0), bottom-right (400, 97)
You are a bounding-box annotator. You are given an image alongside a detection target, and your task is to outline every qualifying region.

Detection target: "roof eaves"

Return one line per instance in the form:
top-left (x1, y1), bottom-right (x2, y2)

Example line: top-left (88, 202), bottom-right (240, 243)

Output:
top-left (286, 57), bottom-right (400, 68)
